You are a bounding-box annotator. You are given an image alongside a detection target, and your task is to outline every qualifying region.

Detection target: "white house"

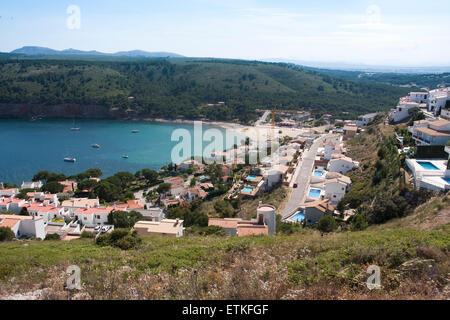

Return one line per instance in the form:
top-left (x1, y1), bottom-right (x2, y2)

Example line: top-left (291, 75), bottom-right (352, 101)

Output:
top-left (408, 119), bottom-right (450, 146)
top-left (428, 87), bottom-right (450, 115)
top-left (324, 174), bottom-right (352, 204)
top-left (0, 214), bottom-right (46, 240)
top-left (0, 188), bottom-right (19, 197)
top-left (409, 92), bottom-right (429, 103)
top-left (21, 181), bottom-right (43, 190)
top-left (327, 155), bottom-right (359, 174)
top-left (356, 113), bottom-right (380, 127)
top-left (170, 184), bottom-right (184, 197)
top-left (389, 101), bottom-right (420, 123)
top-left (133, 219), bottom-right (185, 237)
top-left (25, 204), bottom-right (65, 224)
top-left (323, 142), bottom-right (345, 161)
top-left (74, 207), bottom-right (114, 226)
top-left (61, 198), bottom-right (100, 214)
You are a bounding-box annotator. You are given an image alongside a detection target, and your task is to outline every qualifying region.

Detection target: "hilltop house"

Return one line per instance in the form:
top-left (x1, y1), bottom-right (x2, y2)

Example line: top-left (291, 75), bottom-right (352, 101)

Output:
top-left (302, 199), bottom-right (335, 225)
top-left (208, 203), bottom-right (276, 236)
top-left (327, 154), bottom-right (359, 174)
top-left (408, 118), bottom-right (450, 146)
top-left (356, 113), bottom-right (380, 127)
top-left (133, 219), bottom-right (184, 237)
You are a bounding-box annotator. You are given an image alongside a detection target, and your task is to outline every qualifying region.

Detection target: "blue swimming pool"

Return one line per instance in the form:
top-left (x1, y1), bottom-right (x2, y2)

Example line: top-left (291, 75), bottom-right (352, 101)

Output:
top-left (291, 211), bottom-right (305, 222)
top-left (242, 186), bottom-right (254, 193)
top-left (442, 177), bottom-right (450, 184)
top-left (313, 170), bottom-right (324, 177)
top-left (417, 161), bottom-right (439, 170)
top-left (247, 175), bottom-right (258, 181)
top-left (308, 188), bottom-right (322, 198)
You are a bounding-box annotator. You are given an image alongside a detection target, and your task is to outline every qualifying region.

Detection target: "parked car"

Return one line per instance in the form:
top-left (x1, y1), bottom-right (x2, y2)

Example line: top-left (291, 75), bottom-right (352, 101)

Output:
top-left (293, 182), bottom-right (298, 188)
top-left (101, 226), bottom-right (110, 233)
top-left (94, 225), bottom-right (101, 232)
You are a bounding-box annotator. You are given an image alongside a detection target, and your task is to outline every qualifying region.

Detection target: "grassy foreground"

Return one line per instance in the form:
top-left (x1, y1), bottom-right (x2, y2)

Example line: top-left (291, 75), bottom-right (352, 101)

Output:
top-left (0, 215), bottom-right (448, 300)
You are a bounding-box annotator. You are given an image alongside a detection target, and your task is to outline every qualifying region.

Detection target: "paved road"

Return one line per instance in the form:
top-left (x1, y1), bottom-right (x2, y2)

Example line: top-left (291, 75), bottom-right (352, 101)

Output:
top-left (281, 134), bottom-right (328, 218)
top-left (255, 110), bottom-right (271, 126)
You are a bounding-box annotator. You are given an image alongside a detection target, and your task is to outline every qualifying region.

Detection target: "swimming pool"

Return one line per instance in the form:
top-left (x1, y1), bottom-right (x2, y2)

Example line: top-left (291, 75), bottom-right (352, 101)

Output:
top-left (242, 186), bottom-right (254, 194)
top-left (246, 175), bottom-right (258, 181)
top-left (308, 188), bottom-right (322, 198)
top-left (417, 161), bottom-right (439, 170)
top-left (291, 211), bottom-right (305, 222)
top-left (442, 177), bottom-right (450, 184)
top-left (313, 170), bottom-right (324, 177)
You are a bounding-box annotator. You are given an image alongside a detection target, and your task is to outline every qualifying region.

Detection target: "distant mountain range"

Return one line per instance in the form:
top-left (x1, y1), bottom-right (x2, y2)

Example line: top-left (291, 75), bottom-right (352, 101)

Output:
top-left (9, 46), bottom-right (184, 58)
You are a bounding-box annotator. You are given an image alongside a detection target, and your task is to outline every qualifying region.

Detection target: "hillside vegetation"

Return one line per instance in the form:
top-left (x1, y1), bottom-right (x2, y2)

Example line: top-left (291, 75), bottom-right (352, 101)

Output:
top-left (0, 59), bottom-right (410, 122)
top-left (0, 209), bottom-right (448, 300)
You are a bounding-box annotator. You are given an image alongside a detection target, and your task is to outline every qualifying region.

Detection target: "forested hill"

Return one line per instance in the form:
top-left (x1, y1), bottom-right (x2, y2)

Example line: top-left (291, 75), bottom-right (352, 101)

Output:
top-left (0, 58), bottom-right (411, 123)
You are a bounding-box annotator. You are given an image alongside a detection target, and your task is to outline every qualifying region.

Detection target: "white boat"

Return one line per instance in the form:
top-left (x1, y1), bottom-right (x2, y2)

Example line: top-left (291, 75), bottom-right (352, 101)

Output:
top-left (70, 120), bottom-right (80, 131)
top-left (64, 157), bottom-right (77, 163)
top-left (122, 155), bottom-right (129, 159)
top-left (131, 130), bottom-right (139, 133)
top-left (92, 144), bottom-right (101, 148)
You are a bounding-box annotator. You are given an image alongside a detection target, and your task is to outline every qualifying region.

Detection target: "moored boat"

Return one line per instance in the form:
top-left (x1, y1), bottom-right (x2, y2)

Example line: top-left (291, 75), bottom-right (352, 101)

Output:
top-left (64, 157), bottom-right (77, 163)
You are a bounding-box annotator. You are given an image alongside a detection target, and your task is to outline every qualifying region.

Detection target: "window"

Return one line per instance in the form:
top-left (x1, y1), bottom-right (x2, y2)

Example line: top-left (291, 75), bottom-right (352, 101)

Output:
top-left (96, 215), bottom-right (100, 219)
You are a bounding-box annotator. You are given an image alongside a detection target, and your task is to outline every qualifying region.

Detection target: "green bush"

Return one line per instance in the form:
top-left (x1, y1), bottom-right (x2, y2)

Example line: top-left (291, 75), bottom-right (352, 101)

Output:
top-left (350, 214), bottom-right (368, 231)
top-left (44, 233), bottom-right (61, 241)
top-left (317, 215), bottom-right (338, 233)
top-left (0, 227), bottom-right (15, 242)
top-left (95, 229), bottom-right (142, 250)
top-left (80, 231), bottom-right (95, 239)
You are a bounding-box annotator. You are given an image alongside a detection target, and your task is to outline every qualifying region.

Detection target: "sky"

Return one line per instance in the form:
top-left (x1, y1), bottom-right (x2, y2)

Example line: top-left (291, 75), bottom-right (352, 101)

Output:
top-left (1, 0), bottom-right (450, 66)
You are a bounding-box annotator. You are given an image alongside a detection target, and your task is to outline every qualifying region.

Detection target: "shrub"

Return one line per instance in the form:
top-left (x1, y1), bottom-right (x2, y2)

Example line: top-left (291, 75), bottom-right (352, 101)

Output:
top-left (44, 233), bottom-right (61, 241)
top-left (107, 210), bottom-right (143, 228)
top-left (80, 231), bottom-right (96, 239)
top-left (350, 214), bottom-right (368, 231)
top-left (317, 215), bottom-right (338, 233)
top-left (95, 229), bottom-right (142, 250)
top-left (0, 227), bottom-right (15, 242)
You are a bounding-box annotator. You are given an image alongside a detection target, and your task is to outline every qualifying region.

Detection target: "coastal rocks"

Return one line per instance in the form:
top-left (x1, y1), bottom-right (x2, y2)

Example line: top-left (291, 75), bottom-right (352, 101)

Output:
top-left (0, 103), bottom-right (127, 119)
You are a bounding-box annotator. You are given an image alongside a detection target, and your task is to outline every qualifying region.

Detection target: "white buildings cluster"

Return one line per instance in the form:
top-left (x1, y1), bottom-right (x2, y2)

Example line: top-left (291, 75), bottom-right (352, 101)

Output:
top-left (0, 182), bottom-right (162, 240)
top-left (389, 87), bottom-right (450, 123)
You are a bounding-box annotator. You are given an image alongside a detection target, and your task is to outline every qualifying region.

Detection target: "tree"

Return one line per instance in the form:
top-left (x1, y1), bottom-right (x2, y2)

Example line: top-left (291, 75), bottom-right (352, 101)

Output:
top-left (78, 179), bottom-right (98, 191)
top-left (41, 181), bottom-right (64, 194)
top-left (317, 215), bottom-right (338, 233)
top-left (214, 200), bottom-right (234, 218)
top-left (0, 227), bottom-right (15, 242)
top-left (107, 210), bottom-right (143, 228)
top-left (157, 183), bottom-right (171, 195)
top-left (138, 169), bottom-right (159, 183)
top-left (350, 214), bottom-right (368, 231)
top-left (84, 168), bottom-right (103, 178)
top-left (19, 207), bottom-right (29, 216)
top-left (94, 181), bottom-right (121, 202)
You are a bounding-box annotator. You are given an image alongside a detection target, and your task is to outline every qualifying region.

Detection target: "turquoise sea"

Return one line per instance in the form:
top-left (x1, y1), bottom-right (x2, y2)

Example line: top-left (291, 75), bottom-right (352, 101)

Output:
top-left (0, 119), bottom-right (241, 185)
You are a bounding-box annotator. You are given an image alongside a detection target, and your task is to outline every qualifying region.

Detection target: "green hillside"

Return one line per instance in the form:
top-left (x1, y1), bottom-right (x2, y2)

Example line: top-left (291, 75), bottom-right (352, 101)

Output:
top-left (0, 59), bottom-right (410, 122)
top-left (0, 213), bottom-right (448, 300)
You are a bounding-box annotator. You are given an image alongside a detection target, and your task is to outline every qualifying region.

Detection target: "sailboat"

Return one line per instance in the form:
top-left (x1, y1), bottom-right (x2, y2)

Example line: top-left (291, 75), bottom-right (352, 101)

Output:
top-left (91, 144), bottom-right (101, 149)
top-left (122, 155), bottom-right (129, 159)
top-left (70, 119), bottom-right (80, 131)
top-left (131, 129), bottom-right (139, 133)
top-left (64, 157), bottom-right (77, 163)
